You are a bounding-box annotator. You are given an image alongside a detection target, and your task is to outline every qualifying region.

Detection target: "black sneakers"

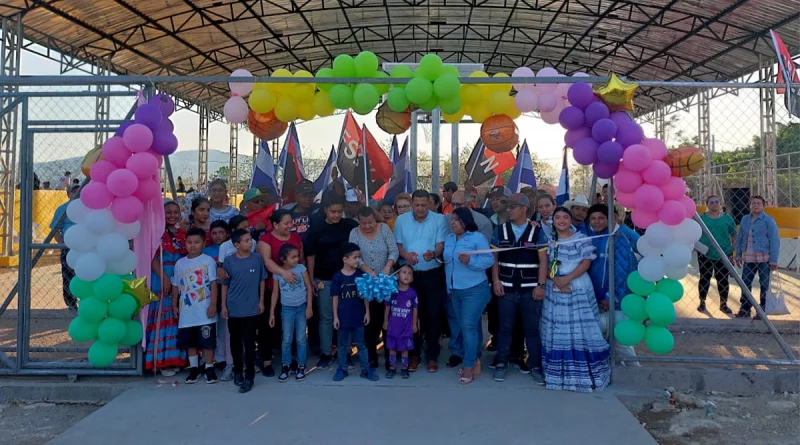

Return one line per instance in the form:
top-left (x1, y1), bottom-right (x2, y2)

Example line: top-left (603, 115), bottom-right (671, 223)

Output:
top-left (261, 363), bottom-right (275, 377)
top-left (205, 365), bottom-right (218, 384)
top-left (233, 373), bottom-right (244, 387)
top-left (278, 365), bottom-right (290, 382)
top-left (514, 358), bottom-right (531, 375)
top-left (185, 367), bottom-right (201, 384)
top-left (316, 354), bottom-right (333, 369)
top-left (239, 379), bottom-right (254, 393)
top-left (296, 366), bottom-right (307, 382)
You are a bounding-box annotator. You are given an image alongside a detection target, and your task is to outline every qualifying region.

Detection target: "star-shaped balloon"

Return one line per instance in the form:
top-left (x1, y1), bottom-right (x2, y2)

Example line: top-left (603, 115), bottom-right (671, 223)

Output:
top-left (123, 277), bottom-right (158, 309)
top-left (593, 73), bottom-right (638, 112)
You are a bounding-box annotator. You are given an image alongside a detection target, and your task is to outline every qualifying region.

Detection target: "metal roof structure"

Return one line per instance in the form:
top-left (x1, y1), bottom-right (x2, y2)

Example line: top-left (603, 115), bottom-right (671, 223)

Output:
top-left (1, 0), bottom-right (798, 113)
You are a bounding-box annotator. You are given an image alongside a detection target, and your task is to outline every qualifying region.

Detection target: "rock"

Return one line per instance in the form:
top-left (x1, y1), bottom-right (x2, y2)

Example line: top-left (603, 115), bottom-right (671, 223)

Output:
top-left (766, 400), bottom-right (798, 413)
top-left (672, 392), bottom-right (708, 409)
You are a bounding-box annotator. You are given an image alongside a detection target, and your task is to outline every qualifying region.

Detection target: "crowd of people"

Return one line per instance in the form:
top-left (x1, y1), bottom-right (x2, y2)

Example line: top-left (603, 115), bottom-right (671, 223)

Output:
top-left (50, 175), bottom-right (782, 393)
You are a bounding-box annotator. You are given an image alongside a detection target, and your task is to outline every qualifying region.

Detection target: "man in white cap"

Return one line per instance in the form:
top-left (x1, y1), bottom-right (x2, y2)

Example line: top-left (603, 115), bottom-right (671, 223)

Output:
top-left (344, 188), bottom-right (363, 220)
top-left (565, 193), bottom-right (591, 234)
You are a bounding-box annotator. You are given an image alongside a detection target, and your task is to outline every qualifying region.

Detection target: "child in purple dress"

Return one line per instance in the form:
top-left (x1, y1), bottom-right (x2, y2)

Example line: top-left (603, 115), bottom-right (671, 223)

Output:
top-left (383, 265), bottom-right (419, 379)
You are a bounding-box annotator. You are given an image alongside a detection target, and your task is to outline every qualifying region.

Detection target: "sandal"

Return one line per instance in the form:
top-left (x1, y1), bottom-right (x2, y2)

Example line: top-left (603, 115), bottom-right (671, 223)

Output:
top-left (458, 369), bottom-right (475, 385)
top-left (457, 361), bottom-right (482, 377)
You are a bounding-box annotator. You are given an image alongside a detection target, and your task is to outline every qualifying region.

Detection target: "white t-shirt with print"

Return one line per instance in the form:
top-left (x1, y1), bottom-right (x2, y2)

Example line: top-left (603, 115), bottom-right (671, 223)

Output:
top-left (218, 238), bottom-right (256, 261)
top-left (171, 254), bottom-right (218, 328)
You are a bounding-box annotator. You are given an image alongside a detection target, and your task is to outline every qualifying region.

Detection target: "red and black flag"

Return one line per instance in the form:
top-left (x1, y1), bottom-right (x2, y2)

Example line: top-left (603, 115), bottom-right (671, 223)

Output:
top-left (464, 138), bottom-right (516, 186)
top-left (336, 111), bottom-right (392, 195)
top-left (278, 122), bottom-right (306, 204)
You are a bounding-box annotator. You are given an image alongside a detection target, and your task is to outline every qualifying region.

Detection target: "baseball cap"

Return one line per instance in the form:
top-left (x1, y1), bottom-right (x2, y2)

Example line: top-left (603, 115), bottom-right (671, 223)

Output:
top-left (345, 189), bottom-right (359, 202)
top-left (296, 179), bottom-right (314, 195)
top-left (242, 187), bottom-right (262, 203)
top-left (507, 193), bottom-right (530, 208)
top-left (443, 182), bottom-right (458, 192)
top-left (490, 186), bottom-right (512, 198)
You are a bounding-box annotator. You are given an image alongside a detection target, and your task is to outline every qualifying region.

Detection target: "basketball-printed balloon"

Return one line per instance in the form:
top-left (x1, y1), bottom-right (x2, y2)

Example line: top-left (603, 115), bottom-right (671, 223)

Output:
top-left (664, 146), bottom-right (704, 177)
top-left (81, 146), bottom-right (104, 179)
top-left (248, 110), bottom-right (288, 141)
top-left (376, 101), bottom-right (411, 135)
top-left (480, 115), bottom-right (519, 153)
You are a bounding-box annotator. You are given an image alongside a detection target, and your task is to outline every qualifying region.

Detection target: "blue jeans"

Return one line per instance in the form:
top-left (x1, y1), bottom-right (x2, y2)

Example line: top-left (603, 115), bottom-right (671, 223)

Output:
top-left (337, 326), bottom-right (368, 371)
top-left (740, 262), bottom-right (771, 311)
top-left (281, 303), bottom-right (308, 367)
top-left (446, 296), bottom-right (463, 358)
top-left (451, 282), bottom-right (491, 368)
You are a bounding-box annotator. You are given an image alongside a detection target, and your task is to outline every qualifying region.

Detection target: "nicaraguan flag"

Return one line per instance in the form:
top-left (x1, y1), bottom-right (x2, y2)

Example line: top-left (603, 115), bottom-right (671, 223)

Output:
top-left (556, 147), bottom-right (570, 206)
top-left (313, 146), bottom-right (337, 198)
top-left (507, 140), bottom-right (537, 193)
top-left (383, 137), bottom-right (412, 203)
top-left (251, 140), bottom-right (279, 198)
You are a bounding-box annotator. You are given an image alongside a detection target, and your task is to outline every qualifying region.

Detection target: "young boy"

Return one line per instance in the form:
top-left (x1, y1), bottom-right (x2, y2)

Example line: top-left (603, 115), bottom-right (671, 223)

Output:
top-left (331, 243), bottom-right (379, 382)
top-left (205, 220), bottom-right (232, 380)
top-left (172, 228), bottom-right (219, 384)
top-left (383, 265), bottom-right (418, 379)
top-left (218, 215), bottom-right (253, 262)
top-left (221, 229), bottom-right (267, 393)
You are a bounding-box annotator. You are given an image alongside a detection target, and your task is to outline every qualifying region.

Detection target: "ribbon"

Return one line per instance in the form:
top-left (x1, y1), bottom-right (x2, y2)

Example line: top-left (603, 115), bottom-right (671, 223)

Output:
top-left (459, 231), bottom-right (615, 256)
top-left (355, 273), bottom-right (399, 303)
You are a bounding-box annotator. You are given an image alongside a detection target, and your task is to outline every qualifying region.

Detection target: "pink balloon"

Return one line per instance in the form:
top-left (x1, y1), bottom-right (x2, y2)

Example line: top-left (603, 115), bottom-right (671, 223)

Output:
top-left (133, 177), bottom-right (161, 202)
top-left (634, 184), bottom-right (665, 213)
top-left (641, 138), bottom-right (668, 160)
top-left (514, 89), bottom-right (539, 112)
top-left (224, 96), bottom-right (249, 124)
top-left (540, 109), bottom-right (560, 125)
top-left (126, 152), bottom-right (159, 179)
top-left (641, 161), bottom-right (672, 186)
top-left (679, 195), bottom-right (696, 218)
top-left (537, 93), bottom-right (557, 112)
top-left (564, 127), bottom-right (591, 148)
top-left (658, 200), bottom-right (685, 226)
top-left (662, 177), bottom-right (687, 201)
top-left (512, 67), bottom-right (535, 92)
top-left (89, 160), bottom-right (118, 184)
top-left (535, 67), bottom-right (559, 93)
top-left (622, 144), bottom-right (652, 172)
top-left (122, 124), bottom-right (154, 153)
top-left (631, 208), bottom-right (659, 229)
top-left (81, 182), bottom-right (113, 210)
top-left (102, 137), bottom-right (132, 167)
top-left (616, 190), bottom-right (636, 208)
top-left (614, 168), bottom-right (643, 193)
top-left (106, 169), bottom-right (139, 198)
top-left (111, 196), bottom-right (144, 224)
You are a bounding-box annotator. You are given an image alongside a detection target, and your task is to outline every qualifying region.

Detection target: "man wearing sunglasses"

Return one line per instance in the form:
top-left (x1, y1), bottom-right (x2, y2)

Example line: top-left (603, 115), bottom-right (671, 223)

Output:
top-left (697, 195), bottom-right (737, 314)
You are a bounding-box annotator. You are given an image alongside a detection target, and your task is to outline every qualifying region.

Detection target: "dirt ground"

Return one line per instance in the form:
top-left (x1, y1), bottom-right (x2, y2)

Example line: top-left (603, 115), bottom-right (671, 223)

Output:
top-left (621, 390), bottom-right (800, 445)
top-left (0, 402), bottom-right (99, 445)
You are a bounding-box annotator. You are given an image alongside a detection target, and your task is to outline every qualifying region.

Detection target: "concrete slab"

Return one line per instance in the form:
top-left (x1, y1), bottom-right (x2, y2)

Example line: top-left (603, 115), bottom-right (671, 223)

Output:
top-left (47, 367), bottom-right (656, 445)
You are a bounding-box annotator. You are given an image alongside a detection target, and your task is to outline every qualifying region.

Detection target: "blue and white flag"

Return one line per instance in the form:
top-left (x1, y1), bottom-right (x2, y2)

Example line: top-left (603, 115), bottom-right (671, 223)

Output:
top-left (383, 137), bottom-right (412, 204)
top-left (556, 147), bottom-right (570, 206)
top-left (314, 146), bottom-right (338, 197)
top-left (507, 140), bottom-right (537, 193)
top-left (251, 140), bottom-right (279, 199)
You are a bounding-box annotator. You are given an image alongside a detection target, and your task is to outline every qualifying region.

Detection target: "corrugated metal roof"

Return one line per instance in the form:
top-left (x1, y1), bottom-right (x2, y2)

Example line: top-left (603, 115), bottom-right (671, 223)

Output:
top-left (2, 0), bottom-right (798, 112)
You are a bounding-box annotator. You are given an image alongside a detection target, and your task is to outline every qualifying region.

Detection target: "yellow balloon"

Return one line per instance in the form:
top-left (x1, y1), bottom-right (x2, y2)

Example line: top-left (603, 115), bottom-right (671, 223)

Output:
top-left (488, 91), bottom-right (512, 116)
top-left (468, 71), bottom-right (489, 78)
top-left (274, 97), bottom-right (297, 122)
top-left (460, 84), bottom-right (482, 106)
top-left (492, 73), bottom-right (511, 94)
top-left (312, 92), bottom-right (335, 117)
top-left (293, 70), bottom-right (316, 90)
top-left (270, 69), bottom-right (293, 93)
top-left (292, 84), bottom-right (316, 101)
top-left (297, 101), bottom-right (316, 121)
top-left (248, 89), bottom-right (277, 113)
top-left (470, 106), bottom-right (491, 123)
top-left (505, 104), bottom-right (522, 120)
top-left (253, 82), bottom-right (269, 91)
top-left (442, 110), bottom-right (465, 124)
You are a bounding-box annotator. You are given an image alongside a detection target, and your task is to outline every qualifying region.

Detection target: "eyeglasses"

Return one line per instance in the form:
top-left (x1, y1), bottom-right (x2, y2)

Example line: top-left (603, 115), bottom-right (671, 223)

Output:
top-left (507, 204), bottom-right (520, 209)
top-left (396, 204), bottom-right (412, 210)
top-left (451, 202), bottom-right (466, 208)
top-left (707, 200), bottom-right (720, 204)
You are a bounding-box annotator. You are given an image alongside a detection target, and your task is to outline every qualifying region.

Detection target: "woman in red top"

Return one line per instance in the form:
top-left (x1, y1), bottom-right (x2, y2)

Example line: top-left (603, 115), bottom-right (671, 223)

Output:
top-left (254, 208), bottom-right (304, 376)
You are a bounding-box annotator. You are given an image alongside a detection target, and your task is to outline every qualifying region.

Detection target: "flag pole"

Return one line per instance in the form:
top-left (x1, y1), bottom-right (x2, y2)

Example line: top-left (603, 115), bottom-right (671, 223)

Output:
top-left (362, 124), bottom-right (370, 207)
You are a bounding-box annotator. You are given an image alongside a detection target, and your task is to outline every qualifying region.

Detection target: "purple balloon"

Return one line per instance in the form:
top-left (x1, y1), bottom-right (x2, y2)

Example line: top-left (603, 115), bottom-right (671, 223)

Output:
top-left (572, 138), bottom-right (599, 165)
top-left (616, 121), bottom-right (644, 147)
top-left (592, 118), bottom-right (617, 143)
top-left (567, 83), bottom-right (595, 109)
top-left (564, 127), bottom-right (591, 148)
top-left (597, 140), bottom-right (623, 164)
top-left (154, 118), bottom-right (174, 134)
top-left (609, 111), bottom-right (631, 129)
top-left (558, 107), bottom-right (585, 131)
top-left (151, 130), bottom-right (178, 155)
top-left (583, 102), bottom-right (610, 127)
top-left (593, 161), bottom-right (620, 179)
top-left (134, 104), bottom-right (163, 130)
top-left (149, 94), bottom-right (175, 118)
top-left (115, 121), bottom-right (134, 138)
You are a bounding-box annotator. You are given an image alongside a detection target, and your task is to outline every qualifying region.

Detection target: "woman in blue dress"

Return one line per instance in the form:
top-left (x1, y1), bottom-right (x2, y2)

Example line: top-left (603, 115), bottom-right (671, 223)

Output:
top-left (541, 206), bottom-right (610, 392)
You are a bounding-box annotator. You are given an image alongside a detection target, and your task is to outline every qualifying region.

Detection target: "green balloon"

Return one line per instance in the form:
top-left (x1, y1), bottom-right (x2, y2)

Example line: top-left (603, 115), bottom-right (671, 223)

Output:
top-left (626, 271), bottom-right (656, 296)
top-left (97, 317), bottom-right (127, 344)
top-left (69, 277), bottom-right (94, 299)
top-left (645, 325), bottom-right (674, 355)
top-left (328, 84), bottom-right (353, 109)
top-left (354, 51), bottom-right (379, 78)
top-left (442, 65), bottom-right (459, 77)
top-left (94, 274), bottom-right (123, 301)
top-left (405, 77), bottom-right (433, 104)
top-left (614, 319), bottom-right (646, 346)
top-left (419, 95), bottom-right (438, 112)
top-left (656, 278), bottom-right (684, 303)
top-left (418, 54), bottom-right (443, 81)
top-left (332, 54), bottom-right (355, 78)
top-left (373, 71), bottom-right (390, 95)
top-left (645, 292), bottom-right (676, 327)
top-left (68, 316), bottom-right (99, 342)
top-left (387, 88), bottom-right (410, 112)
top-left (439, 95), bottom-right (462, 114)
top-left (78, 296), bottom-right (108, 322)
top-left (121, 273), bottom-right (135, 281)
top-left (621, 294), bottom-right (648, 321)
top-left (315, 67), bottom-right (335, 92)
top-left (88, 341), bottom-right (119, 367)
top-left (120, 320), bottom-right (143, 347)
top-left (433, 74), bottom-right (461, 100)
top-left (352, 84), bottom-right (379, 115)
top-left (107, 293), bottom-right (138, 320)
top-left (390, 66), bottom-right (413, 87)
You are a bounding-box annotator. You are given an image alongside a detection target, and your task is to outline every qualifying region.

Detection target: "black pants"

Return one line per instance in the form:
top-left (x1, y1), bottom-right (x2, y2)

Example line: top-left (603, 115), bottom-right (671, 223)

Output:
top-left (364, 300), bottom-right (385, 365)
top-left (496, 290), bottom-right (542, 369)
top-left (698, 254), bottom-right (729, 305)
top-left (60, 249), bottom-right (77, 309)
top-left (413, 268), bottom-right (446, 363)
top-left (488, 285), bottom-right (525, 357)
top-left (256, 287), bottom-right (275, 363)
top-left (229, 315), bottom-right (258, 380)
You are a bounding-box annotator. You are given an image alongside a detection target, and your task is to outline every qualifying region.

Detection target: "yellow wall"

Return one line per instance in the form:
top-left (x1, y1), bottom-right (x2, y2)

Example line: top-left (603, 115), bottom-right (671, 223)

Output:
top-left (697, 205), bottom-right (800, 238)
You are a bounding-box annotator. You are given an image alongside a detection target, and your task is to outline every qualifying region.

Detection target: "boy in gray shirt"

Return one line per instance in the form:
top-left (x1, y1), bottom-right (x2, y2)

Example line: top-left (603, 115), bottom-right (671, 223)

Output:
top-left (221, 229), bottom-right (267, 393)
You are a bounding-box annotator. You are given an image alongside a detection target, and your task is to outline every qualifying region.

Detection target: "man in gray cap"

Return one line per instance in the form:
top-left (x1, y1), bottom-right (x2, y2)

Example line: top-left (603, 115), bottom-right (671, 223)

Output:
top-left (488, 185), bottom-right (511, 226)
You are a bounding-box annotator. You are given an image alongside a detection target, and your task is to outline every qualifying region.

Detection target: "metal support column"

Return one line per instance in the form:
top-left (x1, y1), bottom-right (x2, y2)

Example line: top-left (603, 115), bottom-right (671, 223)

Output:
top-left (654, 103), bottom-right (665, 142)
top-left (198, 106), bottom-right (209, 188)
top-left (229, 125), bottom-right (239, 193)
top-left (697, 90), bottom-right (711, 200)
top-left (759, 55), bottom-right (778, 206)
top-left (0, 17), bottom-right (21, 262)
top-left (409, 110), bottom-right (418, 189)
top-left (252, 136), bottom-right (258, 161)
top-left (93, 58), bottom-right (111, 149)
top-left (431, 108), bottom-right (441, 192)
top-left (451, 123), bottom-right (459, 184)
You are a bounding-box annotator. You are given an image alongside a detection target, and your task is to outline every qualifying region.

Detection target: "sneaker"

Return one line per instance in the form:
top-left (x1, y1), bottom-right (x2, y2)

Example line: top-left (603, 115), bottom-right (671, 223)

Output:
top-left (185, 367), bottom-right (201, 384)
top-left (261, 363), bottom-right (275, 377)
top-left (316, 354), bottom-right (333, 369)
top-left (346, 356), bottom-right (355, 370)
top-left (720, 304), bottom-right (733, 314)
top-left (493, 364), bottom-right (507, 382)
top-left (278, 365), bottom-right (290, 382)
top-left (386, 368), bottom-right (396, 379)
top-left (697, 302), bottom-right (706, 312)
top-left (735, 309), bottom-right (750, 318)
top-left (514, 358), bottom-right (531, 375)
top-left (531, 368), bottom-right (546, 386)
top-left (489, 356), bottom-right (498, 370)
top-left (333, 368), bottom-right (349, 381)
top-left (426, 361), bottom-right (439, 373)
top-left (204, 366), bottom-right (219, 384)
top-left (362, 368), bottom-right (379, 381)
top-left (446, 355), bottom-right (463, 368)
top-left (233, 373), bottom-right (244, 387)
top-left (239, 379), bottom-right (254, 393)
top-left (369, 359), bottom-right (379, 369)
top-left (220, 364), bottom-right (233, 382)
top-left (296, 366), bottom-right (307, 382)
top-left (214, 361), bottom-right (227, 372)
top-left (401, 368), bottom-right (410, 379)
top-left (159, 368), bottom-right (177, 377)
top-left (408, 357), bottom-right (420, 372)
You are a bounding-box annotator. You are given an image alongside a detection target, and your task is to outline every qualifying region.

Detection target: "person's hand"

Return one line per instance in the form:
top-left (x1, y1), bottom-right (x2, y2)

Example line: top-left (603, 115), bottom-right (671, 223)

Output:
top-left (533, 287), bottom-right (545, 301)
top-left (493, 281), bottom-right (505, 297)
top-left (217, 267), bottom-right (228, 281)
top-left (207, 304), bottom-right (217, 319)
top-left (222, 307), bottom-right (228, 319)
top-left (305, 306), bottom-right (313, 320)
top-left (382, 266), bottom-right (392, 275)
top-left (383, 320), bottom-right (389, 331)
top-left (422, 250), bottom-right (434, 262)
top-left (413, 321), bottom-right (418, 334)
top-left (770, 264), bottom-right (778, 272)
top-left (161, 277), bottom-right (171, 295)
top-left (364, 313), bottom-right (370, 326)
top-left (354, 188), bottom-right (366, 204)
top-left (282, 270), bottom-right (298, 284)
top-left (405, 252), bottom-right (419, 266)
top-left (366, 267), bottom-right (378, 278)
top-left (458, 253), bottom-right (470, 264)
top-left (269, 313), bottom-right (275, 328)
top-left (553, 276), bottom-right (570, 289)
top-left (334, 318), bottom-right (340, 329)
top-left (173, 306), bottom-right (179, 318)
top-left (529, 220), bottom-right (540, 228)
top-left (317, 280), bottom-right (325, 291)
top-left (599, 300), bottom-right (610, 312)
top-left (258, 301), bottom-right (265, 314)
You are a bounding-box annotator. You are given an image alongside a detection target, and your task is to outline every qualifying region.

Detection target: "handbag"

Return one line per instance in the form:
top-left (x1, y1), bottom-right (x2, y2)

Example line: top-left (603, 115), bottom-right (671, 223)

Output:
top-left (765, 275), bottom-right (790, 316)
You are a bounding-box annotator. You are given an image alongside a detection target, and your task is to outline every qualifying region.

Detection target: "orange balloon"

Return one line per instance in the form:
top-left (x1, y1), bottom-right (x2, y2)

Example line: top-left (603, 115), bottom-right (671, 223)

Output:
top-left (248, 110), bottom-right (288, 141)
top-left (376, 102), bottom-right (411, 135)
top-left (480, 115), bottom-right (519, 153)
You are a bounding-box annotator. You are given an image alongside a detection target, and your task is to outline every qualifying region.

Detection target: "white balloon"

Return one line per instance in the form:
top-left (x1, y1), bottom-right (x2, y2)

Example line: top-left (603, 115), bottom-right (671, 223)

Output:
top-left (66, 200), bottom-right (89, 224)
top-left (638, 255), bottom-right (666, 282)
top-left (637, 237), bottom-right (662, 257)
top-left (63, 224), bottom-right (97, 252)
top-left (74, 253), bottom-right (106, 282)
top-left (663, 243), bottom-right (692, 268)
top-left (97, 233), bottom-right (130, 261)
top-left (115, 220), bottom-right (141, 240)
top-left (66, 249), bottom-right (85, 269)
top-left (644, 222), bottom-right (673, 249)
top-left (672, 218), bottom-right (702, 245)
top-left (665, 264), bottom-right (689, 280)
top-left (106, 249), bottom-right (137, 275)
top-left (84, 209), bottom-right (115, 235)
